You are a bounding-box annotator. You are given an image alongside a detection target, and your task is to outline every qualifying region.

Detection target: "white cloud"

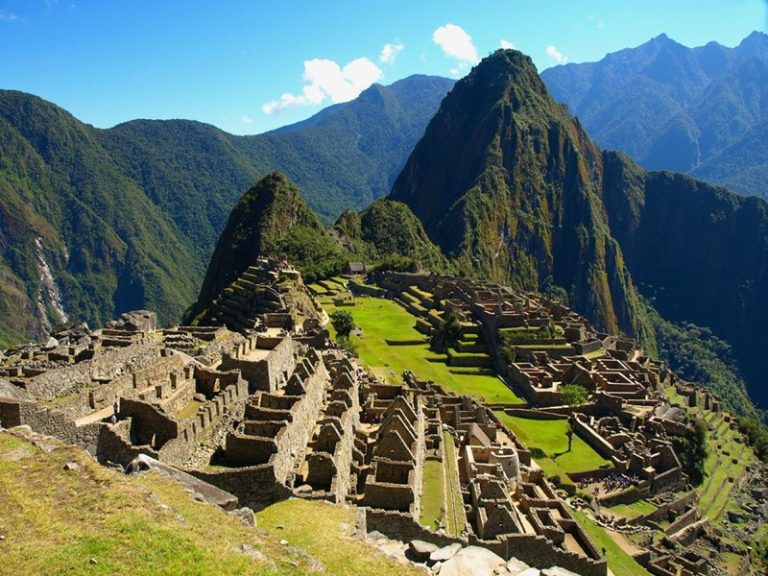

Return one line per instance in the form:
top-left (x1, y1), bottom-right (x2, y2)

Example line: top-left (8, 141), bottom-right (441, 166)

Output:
top-left (262, 57), bottom-right (383, 115)
top-left (500, 39), bottom-right (515, 50)
top-left (433, 23), bottom-right (479, 67)
top-left (545, 45), bottom-right (567, 64)
top-left (380, 41), bottom-right (404, 65)
top-left (0, 11), bottom-right (19, 21)
top-left (240, 114), bottom-right (254, 125)
top-left (587, 15), bottom-right (606, 30)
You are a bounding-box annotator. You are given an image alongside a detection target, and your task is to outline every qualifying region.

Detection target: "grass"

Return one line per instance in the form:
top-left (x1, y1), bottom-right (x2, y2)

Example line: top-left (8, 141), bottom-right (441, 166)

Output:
top-left (256, 499), bottom-right (423, 576)
top-left (607, 500), bottom-right (658, 520)
top-left (697, 412), bottom-right (753, 520)
top-left (324, 296), bottom-right (525, 405)
top-left (419, 460), bottom-right (445, 529)
top-left (494, 412), bottom-right (611, 475)
top-left (442, 432), bottom-right (466, 535)
top-left (0, 430), bottom-right (309, 576)
top-left (570, 508), bottom-right (651, 576)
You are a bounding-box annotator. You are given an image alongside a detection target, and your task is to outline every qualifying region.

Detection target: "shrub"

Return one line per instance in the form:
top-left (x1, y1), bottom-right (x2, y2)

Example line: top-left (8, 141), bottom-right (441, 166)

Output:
top-left (530, 447), bottom-right (546, 459)
top-left (330, 310), bottom-right (355, 339)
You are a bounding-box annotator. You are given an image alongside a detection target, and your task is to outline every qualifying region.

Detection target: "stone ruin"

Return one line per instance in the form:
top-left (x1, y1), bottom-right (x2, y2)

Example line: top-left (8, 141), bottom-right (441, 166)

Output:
top-left (1, 264), bottom-right (761, 576)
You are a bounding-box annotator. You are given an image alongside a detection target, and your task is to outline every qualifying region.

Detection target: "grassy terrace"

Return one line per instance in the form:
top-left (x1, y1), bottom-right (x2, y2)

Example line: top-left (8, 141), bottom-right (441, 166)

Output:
top-left (570, 508), bottom-right (651, 576)
top-left (494, 412), bottom-right (611, 479)
top-left (257, 499), bottom-right (423, 576)
top-left (442, 432), bottom-right (466, 535)
top-left (607, 499), bottom-right (658, 520)
top-left (419, 460), bottom-right (445, 529)
top-left (323, 296), bottom-right (525, 405)
top-left (697, 414), bottom-right (753, 521)
top-left (0, 431), bottom-right (314, 576)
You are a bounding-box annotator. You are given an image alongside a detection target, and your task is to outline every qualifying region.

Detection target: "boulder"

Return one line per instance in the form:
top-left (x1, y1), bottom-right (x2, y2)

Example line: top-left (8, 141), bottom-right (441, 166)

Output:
top-left (229, 507), bottom-right (256, 527)
top-left (430, 543), bottom-right (462, 563)
top-left (438, 546), bottom-right (506, 576)
top-left (110, 310), bottom-right (157, 332)
top-left (126, 454), bottom-right (238, 510)
top-left (409, 539), bottom-right (438, 561)
top-left (506, 558), bottom-right (531, 575)
top-left (542, 568), bottom-right (580, 576)
top-left (0, 378), bottom-right (29, 401)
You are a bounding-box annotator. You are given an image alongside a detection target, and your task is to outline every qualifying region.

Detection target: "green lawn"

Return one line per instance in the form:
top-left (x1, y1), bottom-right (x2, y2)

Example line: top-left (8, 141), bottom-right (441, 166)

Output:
top-left (570, 508), bottom-right (651, 576)
top-left (325, 296), bottom-right (525, 404)
top-left (607, 499), bottom-right (658, 520)
top-left (419, 460), bottom-right (445, 529)
top-left (442, 432), bottom-right (466, 535)
top-left (494, 412), bottom-right (611, 475)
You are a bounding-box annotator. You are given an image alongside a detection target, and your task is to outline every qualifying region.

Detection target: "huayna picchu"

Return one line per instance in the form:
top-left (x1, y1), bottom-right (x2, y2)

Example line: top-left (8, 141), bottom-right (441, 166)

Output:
top-left (1, 13), bottom-right (768, 576)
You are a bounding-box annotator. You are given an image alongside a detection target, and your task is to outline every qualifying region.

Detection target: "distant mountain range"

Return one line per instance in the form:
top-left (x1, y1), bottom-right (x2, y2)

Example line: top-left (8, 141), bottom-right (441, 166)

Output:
top-left (0, 75), bottom-right (453, 343)
top-left (541, 31), bottom-right (768, 198)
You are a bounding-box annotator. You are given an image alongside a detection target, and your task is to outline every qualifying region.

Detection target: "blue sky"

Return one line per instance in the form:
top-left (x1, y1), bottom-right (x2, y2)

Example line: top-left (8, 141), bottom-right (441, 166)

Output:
top-left (1, 0), bottom-right (766, 134)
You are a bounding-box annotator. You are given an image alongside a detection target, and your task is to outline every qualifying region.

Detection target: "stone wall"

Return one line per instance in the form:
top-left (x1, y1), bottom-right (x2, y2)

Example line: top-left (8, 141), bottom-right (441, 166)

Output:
top-left (363, 508), bottom-right (607, 576)
top-left (119, 398), bottom-right (178, 448)
top-left (473, 532), bottom-right (606, 576)
top-left (159, 378), bottom-right (248, 466)
top-left (189, 465), bottom-right (291, 511)
top-left (363, 509), bottom-right (463, 548)
top-left (221, 336), bottom-right (295, 393)
top-left (0, 399), bottom-right (102, 453)
top-left (23, 341), bottom-right (159, 401)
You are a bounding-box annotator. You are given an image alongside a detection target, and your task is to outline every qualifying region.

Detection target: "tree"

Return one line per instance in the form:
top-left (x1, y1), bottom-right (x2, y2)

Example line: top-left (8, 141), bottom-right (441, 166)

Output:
top-left (560, 384), bottom-right (588, 452)
top-left (330, 310), bottom-right (356, 339)
top-left (431, 308), bottom-right (463, 352)
top-left (671, 417), bottom-right (708, 485)
top-left (566, 420), bottom-right (575, 452)
top-left (560, 384), bottom-right (588, 407)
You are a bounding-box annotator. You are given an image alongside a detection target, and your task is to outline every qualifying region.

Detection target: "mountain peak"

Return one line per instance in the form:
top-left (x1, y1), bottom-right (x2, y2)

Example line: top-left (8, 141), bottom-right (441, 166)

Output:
top-left (190, 171), bottom-right (325, 318)
top-left (390, 47), bottom-right (642, 338)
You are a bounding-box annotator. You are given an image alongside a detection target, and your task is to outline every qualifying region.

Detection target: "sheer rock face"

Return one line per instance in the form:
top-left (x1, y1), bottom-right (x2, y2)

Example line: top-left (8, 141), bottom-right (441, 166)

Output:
top-left (390, 49), bottom-right (647, 339)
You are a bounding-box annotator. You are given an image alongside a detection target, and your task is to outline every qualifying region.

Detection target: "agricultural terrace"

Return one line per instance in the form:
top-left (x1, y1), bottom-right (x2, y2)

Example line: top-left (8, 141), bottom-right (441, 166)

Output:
top-left (322, 295), bottom-right (525, 405)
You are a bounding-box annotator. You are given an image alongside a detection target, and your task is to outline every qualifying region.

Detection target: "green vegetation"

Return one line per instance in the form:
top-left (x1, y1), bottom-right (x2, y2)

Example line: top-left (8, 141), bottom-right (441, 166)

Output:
top-left (669, 417), bottom-right (708, 485)
top-left (0, 431), bottom-right (317, 576)
top-left (570, 508), bottom-right (651, 576)
top-left (494, 412), bottom-right (611, 475)
top-left (430, 308), bottom-right (463, 352)
top-left (329, 310), bottom-right (356, 339)
top-left (499, 324), bottom-right (559, 344)
top-left (256, 499), bottom-right (424, 576)
top-left (648, 303), bottom-right (756, 418)
top-left (335, 200), bottom-right (449, 273)
top-left (0, 80), bottom-right (453, 342)
top-left (389, 49), bottom-right (653, 345)
top-left (419, 460), bottom-right (445, 529)
top-left (697, 413), bottom-right (753, 520)
top-left (442, 432), bottom-right (466, 535)
top-left (607, 500), bottom-right (658, 520)
top-left (560, 384), bottom-right (589, 407)
top-left (736, 416), bottom-right (768, 460)
top-left (324, 296), bottom-right (524, 404)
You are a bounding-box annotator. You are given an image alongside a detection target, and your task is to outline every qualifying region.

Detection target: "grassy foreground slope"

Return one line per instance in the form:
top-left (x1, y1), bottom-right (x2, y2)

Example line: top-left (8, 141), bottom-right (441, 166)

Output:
top-left (0, 429), bottom-right (415, 576)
